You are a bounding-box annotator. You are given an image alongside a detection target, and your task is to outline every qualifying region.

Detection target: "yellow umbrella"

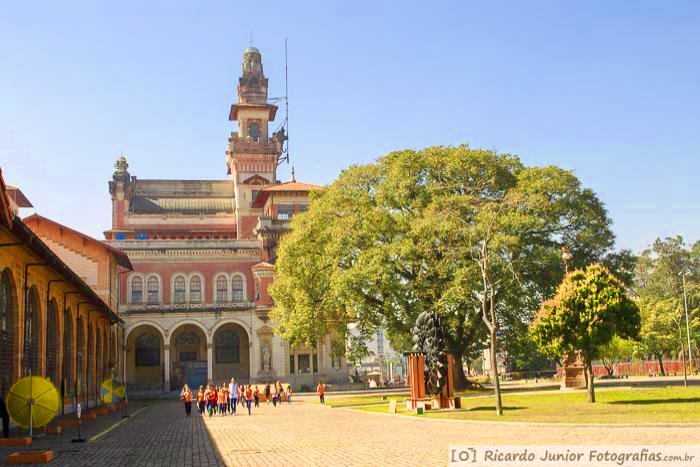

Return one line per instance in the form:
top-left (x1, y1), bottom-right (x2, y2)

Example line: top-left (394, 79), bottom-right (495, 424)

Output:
top-left (100, 378), bottom-right (125, 405)
top-left (5, 376), bottom-right (60, 429)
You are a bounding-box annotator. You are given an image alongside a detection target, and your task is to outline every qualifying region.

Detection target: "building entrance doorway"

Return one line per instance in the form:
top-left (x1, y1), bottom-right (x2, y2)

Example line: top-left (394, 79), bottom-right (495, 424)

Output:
top-left (170, 324), bottom-right (207, 390)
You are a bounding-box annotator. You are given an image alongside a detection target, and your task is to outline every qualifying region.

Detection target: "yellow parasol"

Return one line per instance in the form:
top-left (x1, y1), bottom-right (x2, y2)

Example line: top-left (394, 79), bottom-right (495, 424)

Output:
top-left (5, 376), bottom-right (60, 430)
top-left (99, 378), bottom-right (125, 405)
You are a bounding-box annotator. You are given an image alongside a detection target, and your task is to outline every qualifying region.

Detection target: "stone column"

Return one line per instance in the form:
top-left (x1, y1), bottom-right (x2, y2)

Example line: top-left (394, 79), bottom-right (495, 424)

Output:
top-left (163, 344), bottom-right (170, 391)
top-left (207, 343), bottom-right (213, 383)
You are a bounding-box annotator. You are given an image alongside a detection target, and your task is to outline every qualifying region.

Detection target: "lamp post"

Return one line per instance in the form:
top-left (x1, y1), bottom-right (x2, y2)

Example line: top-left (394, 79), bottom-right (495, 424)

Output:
top-left (561, 247), bottom-right (573, 274)
top-left (681, 269), bottom-right (693, 372)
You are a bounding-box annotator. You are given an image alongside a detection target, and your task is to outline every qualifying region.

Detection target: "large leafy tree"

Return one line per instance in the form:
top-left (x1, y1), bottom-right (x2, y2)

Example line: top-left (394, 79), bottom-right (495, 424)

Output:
top-left (632, 237), bottom-right (699, 377)
top-left (270, 146), bottom-right (617, 409)
top-left (531, 264), bottom-right (640, 402)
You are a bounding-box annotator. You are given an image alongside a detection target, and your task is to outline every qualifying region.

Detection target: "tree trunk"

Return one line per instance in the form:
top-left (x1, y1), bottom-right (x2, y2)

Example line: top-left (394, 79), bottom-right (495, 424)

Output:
top-left (489, 330), bottom-right (503, 415)
top-left (452, 352), bottom-right (471, 390)
top-left (586, 359), bottom-right (595, 403)
top-left (656, 354), bottom-right (666, 376)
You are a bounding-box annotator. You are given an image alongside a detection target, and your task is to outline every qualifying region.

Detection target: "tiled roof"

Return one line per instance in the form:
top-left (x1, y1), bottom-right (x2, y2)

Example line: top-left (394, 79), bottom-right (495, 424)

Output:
top-left (261, 181), bottom-right (321, 192)
top-left (23, 213), bottom-right (133, 270)
top-left (128, 180), bottom-right (235, 214)
top-left (6, 186), bottom-right (33, 208)
top-left (129, 196), bottom-right (234, 214)
top-left (251, 261), bottom-right (275, 271)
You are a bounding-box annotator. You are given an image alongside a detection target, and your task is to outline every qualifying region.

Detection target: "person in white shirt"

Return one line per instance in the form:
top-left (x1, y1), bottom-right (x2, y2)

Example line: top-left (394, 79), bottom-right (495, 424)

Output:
top-left (228, 378), bottom-right (238, 415)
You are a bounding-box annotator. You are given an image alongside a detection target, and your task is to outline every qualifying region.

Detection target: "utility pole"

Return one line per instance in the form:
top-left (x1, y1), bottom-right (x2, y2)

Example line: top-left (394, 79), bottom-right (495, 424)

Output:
top-left (682, 270), bottom-right (693, 371)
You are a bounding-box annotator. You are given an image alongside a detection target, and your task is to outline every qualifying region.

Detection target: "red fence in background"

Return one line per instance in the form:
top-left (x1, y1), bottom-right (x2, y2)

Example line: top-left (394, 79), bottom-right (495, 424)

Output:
top-left (591, 360), bottom-right (687, 377)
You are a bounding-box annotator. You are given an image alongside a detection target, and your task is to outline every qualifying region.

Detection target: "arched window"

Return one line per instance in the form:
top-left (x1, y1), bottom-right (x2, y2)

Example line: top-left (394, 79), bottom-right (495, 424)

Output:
top-left (63, 309), bottom-right (73, 392)
top-left (248, 122), bottom-right (260, 141)
top-left (135, 333), bottom-right (160, 366)
top-left (216, 276), bottom-right (228, 303)
top-left (175, 331), bottom-right (201, 347)
top-left (131, 277), bottom-right (143, 303)
top-left (24, 286), bottom-right (40, 375)
top-left (189, 276), bottom-right (202, 303)
top-left (232, 275), bottom-right (244, 302)
top-left (0, 269), bottom-right (15, 392)
top-left (174, 276), bottom-right (186, 303)
top-left (87, 325), bottom-right (94, 396)
top-left (147, 276), bottom-right (159, 304)
top-left (76, 317), bottom-right (85, 395)
top-left (96, 331), bottom-right (102, 383)
top-left (46, 299), bottom-right (58, 383)
top-left (215, 330), bottom-right (240, 363)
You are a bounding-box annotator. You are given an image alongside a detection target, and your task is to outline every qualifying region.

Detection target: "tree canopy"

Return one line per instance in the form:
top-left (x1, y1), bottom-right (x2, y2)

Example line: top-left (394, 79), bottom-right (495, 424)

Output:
top-left (530, 264), bottom-right (640, 402)
top-left (270, 146), bottom-right (621, 396)
top-left (632, 237), bottom-right (699, 374)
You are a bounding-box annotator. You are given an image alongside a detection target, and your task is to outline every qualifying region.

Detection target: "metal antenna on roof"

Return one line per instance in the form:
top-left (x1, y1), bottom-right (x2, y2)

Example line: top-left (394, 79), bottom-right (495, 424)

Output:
top-left (291, 165), bottom-right (296, 182)
top-left (284, 37), bottom-right (289, 166)
top-left (272, 38), bottom-right (290, 169)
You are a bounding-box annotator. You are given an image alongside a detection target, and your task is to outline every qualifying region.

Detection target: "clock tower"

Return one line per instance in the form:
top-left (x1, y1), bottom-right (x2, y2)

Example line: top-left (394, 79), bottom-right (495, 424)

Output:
top-left (226, 46), bottom-right (286, 239)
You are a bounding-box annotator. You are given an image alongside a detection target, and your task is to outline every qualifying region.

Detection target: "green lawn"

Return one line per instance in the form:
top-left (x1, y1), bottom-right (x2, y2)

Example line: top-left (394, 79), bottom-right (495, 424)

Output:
top-left (353, 387), bottom-right (700, 424)
top-left (310, 389), bottom-right (485, 408)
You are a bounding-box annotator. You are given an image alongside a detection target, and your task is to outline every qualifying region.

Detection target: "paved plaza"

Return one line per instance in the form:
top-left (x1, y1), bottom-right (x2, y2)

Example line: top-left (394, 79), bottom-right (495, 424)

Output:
top-left (2, 396), bottom-right (699, 466)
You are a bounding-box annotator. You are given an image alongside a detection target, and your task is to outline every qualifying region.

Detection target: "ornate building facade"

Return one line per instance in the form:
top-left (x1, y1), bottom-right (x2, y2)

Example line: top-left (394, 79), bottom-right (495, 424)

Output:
top-left (105, 46), bottom-right (347, 392)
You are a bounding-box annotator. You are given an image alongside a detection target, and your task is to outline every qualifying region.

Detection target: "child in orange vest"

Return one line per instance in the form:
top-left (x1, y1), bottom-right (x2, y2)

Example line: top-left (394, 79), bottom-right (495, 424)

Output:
top-left (253, 385), bottom-right (260, 407)
top-left (316, 381), bottom-right (325, 404)
top-left (206, 384), bottom-right (217, 416)
top-left (244, 384), bottom-right (253, 415)
top-left (180, 384), bottom-right (193, 416)
top-left (196, 386), bottom-right (205, 415)
top-left (218, 385), bottom-right (227, 415)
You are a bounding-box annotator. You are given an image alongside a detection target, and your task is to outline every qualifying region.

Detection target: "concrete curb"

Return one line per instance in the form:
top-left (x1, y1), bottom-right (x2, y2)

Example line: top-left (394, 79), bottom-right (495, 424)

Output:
top-left (344, 407), bottom-right (700, 429)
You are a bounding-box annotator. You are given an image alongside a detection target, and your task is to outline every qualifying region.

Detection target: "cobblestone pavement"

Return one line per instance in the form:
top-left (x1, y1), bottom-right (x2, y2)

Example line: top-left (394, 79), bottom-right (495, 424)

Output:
top-left (2, 397), bottom-right (699, 466)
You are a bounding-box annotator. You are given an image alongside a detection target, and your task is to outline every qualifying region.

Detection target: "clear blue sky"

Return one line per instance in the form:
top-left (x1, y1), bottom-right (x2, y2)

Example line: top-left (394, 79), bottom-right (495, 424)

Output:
top-left (1, 1), bottom-right (698, 252)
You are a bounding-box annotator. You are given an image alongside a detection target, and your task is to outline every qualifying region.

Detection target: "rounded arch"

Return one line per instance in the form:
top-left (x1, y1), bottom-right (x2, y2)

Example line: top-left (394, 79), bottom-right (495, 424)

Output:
top-left (102, 327), bottom-right (110, 380)
top-left (62, 307), bottom-right (74, 394)
top-left (125, 319), bottom-right (167, 343)
top-left (164, 319), bottom-right (209, 346)
top-left (87, 321), bottom-right (95, 402)
top-left (46, 298), bottom-right (59, 383)
top-left (24, 285), bottom-right (41, 376)
top-left (210, 318), bottom-right (251, 339)
top-left (169, 323), bottom-right (208, 390)
top-left (0, 267), bottom-right (18, 392)
top-left (230, 273), bottom-right (247, 302)
top-left (212, 321), bottom-right (250, 383)
top-left (96, 326), bottom-right (103, 385)
top-left (248, 121), bottom-right (260, 141)
top-left (126, 323), bottom-right (164, 388)
top-left (76, 314), bottom-right (86, 397)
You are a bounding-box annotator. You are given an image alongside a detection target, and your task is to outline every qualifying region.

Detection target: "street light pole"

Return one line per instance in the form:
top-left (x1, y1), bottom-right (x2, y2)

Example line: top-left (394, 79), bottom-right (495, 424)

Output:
top-left (561, 246), bottom-right (573, 274)
top-left (681, 271), bottom-right (692, 369)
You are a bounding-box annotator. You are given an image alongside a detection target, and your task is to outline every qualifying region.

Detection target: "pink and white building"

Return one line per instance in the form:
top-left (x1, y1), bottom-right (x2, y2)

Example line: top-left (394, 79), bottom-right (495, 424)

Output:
top-left (104, 46), bottom-right (347, 392)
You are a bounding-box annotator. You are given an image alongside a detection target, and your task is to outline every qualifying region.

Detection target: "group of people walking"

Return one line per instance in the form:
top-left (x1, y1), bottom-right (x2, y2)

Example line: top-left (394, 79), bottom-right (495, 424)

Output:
top-left (179, 379), bottom-right (291, 416)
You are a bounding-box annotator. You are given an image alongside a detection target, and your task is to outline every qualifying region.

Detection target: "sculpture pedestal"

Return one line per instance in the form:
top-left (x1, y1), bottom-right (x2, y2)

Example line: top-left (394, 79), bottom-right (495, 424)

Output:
top-left (561, 352), bottom-right (586, 389)
top-left (561, 366), bottom-right (586, 389)
top-left (405, 352), bottom-right (426, 410)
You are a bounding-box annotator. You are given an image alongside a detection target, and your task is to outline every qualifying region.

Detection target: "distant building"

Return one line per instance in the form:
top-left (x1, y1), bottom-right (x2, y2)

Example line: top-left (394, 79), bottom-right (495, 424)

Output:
top-left (350, 327), bottom-right (405, 385)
